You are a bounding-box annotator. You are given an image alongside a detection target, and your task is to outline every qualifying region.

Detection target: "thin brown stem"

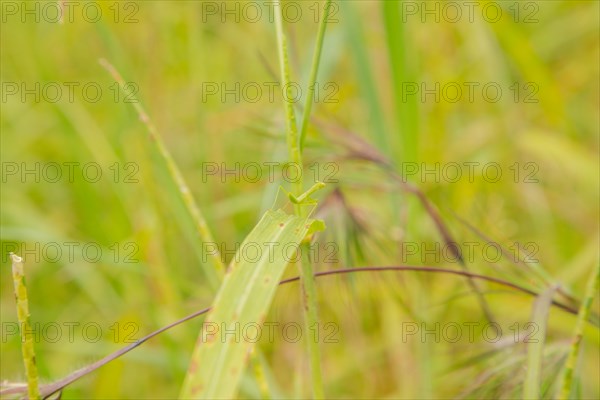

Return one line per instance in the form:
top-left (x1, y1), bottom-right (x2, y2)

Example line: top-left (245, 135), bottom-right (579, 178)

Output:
top-left (3, 265), bottom-right (584, 399)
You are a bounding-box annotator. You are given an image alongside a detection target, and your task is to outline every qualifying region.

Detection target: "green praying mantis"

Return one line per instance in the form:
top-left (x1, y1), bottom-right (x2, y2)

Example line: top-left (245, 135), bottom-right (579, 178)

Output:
top-left (285, 181), bottom-right (326, 206)
top-left (283, 181), bottom-right (327, 242)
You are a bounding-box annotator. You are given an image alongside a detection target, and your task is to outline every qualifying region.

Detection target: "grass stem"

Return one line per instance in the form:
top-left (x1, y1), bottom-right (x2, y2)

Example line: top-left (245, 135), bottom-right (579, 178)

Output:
top-left (273, 2), bottom-right (325, 397)
top-left (10, 253), bottom-right (41, 400)
top-left (299, 0), bottom-right (333, 151)
top-left (557, 264), bottom-right (599, 399)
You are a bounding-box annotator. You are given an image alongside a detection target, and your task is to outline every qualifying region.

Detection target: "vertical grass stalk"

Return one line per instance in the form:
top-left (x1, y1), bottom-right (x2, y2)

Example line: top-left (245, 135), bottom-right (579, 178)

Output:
top-left (299, 0), bottom-right (333, 151)
top-left (523, 285), bottom-right (558, 399)
top-left (339, 1), bottom-right (388, 152)
top-left (273, 1), bottom-right (325, 397)
top-left (10, 253), bottom-right (41, 400)
top-left (273, 3), bottom-right (302, 198)
top-left (382, 0), bottom-right (418, 163)
top-left (557, 264), bottom-right (600, 399)
top-left (298, 247), bottom-right (324, 397)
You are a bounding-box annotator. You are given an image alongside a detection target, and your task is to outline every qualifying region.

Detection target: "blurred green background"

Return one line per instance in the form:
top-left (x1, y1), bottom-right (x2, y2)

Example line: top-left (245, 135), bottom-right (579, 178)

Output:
top-left (1, 1), bottom-right (598, 398)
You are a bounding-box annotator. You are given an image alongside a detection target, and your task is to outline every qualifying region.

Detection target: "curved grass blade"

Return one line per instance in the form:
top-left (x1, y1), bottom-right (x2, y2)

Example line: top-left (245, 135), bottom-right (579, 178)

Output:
top-left (179, 208), bottom-right (316, 399)
top-left (98, 59), bottom-right (224, 289)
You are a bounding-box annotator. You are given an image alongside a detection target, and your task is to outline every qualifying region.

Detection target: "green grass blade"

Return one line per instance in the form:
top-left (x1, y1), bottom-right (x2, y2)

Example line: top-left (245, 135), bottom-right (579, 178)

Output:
top-left (339, 1), bottom-right (388, 153)
top-left (299, 0), bottom-right (333, 151)
top-left (273, 2), bottom-right (302, 197)
top-left (382, 0), bottom-right (418, 163)
top-left (99, 59), bottom-right (224, 289)
top-left (10, 253), bottom-right (41, 400)
top-left (484, 1), bottom-right (566, 131)
top-left (523, 285), bottom-right (558, 399)
top-left (299, 243), bottom-right (324, 398)
top-left (179, 208), bottom-right (315, 399)
top-left (557, 264), bottom-right (600, 399)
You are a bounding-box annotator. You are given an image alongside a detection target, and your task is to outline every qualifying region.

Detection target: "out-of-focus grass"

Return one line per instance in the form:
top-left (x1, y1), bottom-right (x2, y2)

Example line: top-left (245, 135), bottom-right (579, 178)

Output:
top-left (1, 1), bottom-right (598, 398)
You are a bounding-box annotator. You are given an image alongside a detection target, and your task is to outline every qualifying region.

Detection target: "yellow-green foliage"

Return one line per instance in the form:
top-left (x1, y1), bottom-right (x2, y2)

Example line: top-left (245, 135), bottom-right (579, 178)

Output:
top-left (1, 1), bottom-right (598, 399)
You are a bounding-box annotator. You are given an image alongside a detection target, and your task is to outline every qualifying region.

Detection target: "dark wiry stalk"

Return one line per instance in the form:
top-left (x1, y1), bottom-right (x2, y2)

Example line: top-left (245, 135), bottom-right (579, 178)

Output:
top-left (2, 265), bottom-right (585, 399)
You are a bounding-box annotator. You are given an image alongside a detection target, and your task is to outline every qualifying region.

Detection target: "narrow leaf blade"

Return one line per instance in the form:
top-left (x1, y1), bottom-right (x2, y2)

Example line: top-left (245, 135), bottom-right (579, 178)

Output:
top-left (524, 285), bottom-right (558, 399)
top-left (180, 209), bottom-right (313, 399)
